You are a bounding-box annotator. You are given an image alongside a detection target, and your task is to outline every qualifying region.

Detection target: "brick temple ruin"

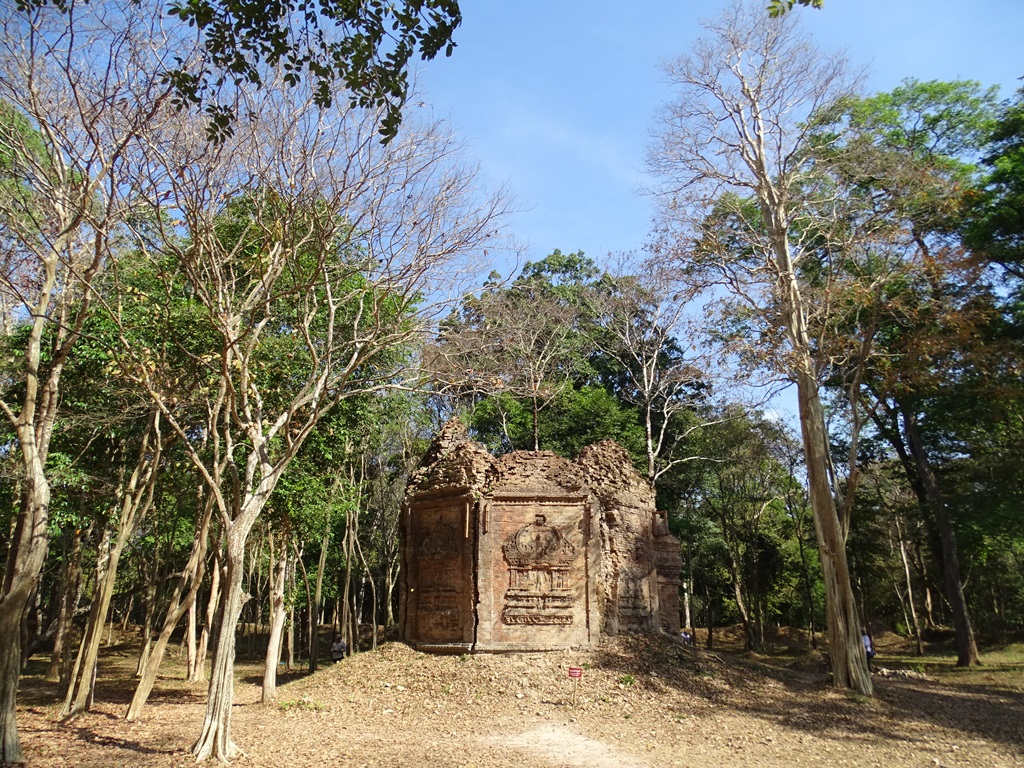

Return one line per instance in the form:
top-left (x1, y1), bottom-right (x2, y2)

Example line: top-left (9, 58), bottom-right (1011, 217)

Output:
top-left (399, 420), bottom-right (682, 653)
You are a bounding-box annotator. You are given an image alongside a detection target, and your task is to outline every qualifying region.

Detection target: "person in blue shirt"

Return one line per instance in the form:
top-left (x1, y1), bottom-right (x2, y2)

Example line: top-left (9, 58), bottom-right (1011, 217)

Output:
top-left (862, 628), bottom-right (876, 671)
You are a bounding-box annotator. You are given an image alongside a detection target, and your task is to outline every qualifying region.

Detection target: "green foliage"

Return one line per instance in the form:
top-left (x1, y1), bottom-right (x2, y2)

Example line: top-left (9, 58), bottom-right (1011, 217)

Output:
top-left (470, 385), bottom-right (644, 461)
top-left (767, 0), bottom-right (824, 16)
top-left (965, 86), bottom-right (1024, 280)
top-left (156, 0), bottom-right (461, 142)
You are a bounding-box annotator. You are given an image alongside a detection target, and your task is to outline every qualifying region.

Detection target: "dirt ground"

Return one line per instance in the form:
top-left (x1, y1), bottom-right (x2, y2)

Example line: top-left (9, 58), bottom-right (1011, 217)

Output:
top-left (13, 628), bottom-right (1024, 768)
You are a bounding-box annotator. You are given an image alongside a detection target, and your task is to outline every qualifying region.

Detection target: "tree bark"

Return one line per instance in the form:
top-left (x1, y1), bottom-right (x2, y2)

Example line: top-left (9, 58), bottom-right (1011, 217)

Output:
top-left (902, 410), bottom-right (979, 666)
top-left (60, 523), bottom-right (113, 718)
top-left (191, 562), bottom-right (218, 684)
top-left (796, 368), bottom-right (872, 693)
top-left (0, 425), bottom-right (55, 765)
top-left (190, 542), bottom-right (222, 684)
top-left (261, 530), bottom-right (289, 704)
top-left (186, 601), bottom-right (198, 681)
top-left (61, 413), bottom-right (162, 717)
top-left (771, 216), bottom-right (871, 693)
top-left (191, 528), bottom-right (249, 762)
top-left (47, 529), bottom-right (83, 682)
top-left (126, 497), bottom-right (212, 720)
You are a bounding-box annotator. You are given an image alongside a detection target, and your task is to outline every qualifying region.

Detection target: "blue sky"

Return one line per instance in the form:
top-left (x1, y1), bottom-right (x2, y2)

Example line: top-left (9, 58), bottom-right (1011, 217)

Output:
top-left (416, 0), bottom-right (1024, 275)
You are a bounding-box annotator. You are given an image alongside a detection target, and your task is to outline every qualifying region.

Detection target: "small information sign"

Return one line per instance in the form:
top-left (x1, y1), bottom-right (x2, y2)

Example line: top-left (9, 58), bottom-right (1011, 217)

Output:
top-left (567, 666), bottom-right (583, 706)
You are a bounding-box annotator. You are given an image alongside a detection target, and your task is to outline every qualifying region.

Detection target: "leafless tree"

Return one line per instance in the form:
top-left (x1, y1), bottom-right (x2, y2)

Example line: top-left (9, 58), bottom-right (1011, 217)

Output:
top-left (584, 256), bottom-right (746, 487)
top-left (648, 0), bottom-right (873, 693)
top-left (109, 75), bottom-right (507, 761)
top-left (430, 278), bottom-right (586, 452)
top-left (0, 2), bottom-right (184, 760)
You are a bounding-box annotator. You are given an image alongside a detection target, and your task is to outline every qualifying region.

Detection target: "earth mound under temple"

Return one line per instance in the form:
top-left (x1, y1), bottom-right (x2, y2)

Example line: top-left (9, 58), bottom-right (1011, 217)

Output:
top-left (399, 420), bottom-right (681, 653)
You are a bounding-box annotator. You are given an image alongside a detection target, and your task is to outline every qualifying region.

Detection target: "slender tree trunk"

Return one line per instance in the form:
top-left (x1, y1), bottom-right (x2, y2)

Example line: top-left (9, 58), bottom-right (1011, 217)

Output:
top-left (192, 528), bottom-right (249, 762)
top-left (896, 518), bottom-right (925, 657)
top-left (683, 543), bottom-right (693, 632)
top-left (704, 580), bottom-right (714, 651)
top-left (309, 520), bottom-right (330, 675)
top-left (285, 550), bottom-right (296, 670)
top-left (120, 594), bottom-right (134, 633)
top-left (531, 392), bottom-right (540, 451)
top-left (63, 414), bottom-right (162, 717)
top-left (47, 529), bottom-right (83, 682)
top-left (186, 601), bottom-right (198, 681)
top-left (384, 560), bottom-right (398, 630)
top-left (292, 544), bottom-right (314, 673)
top-left (261, 530), bottom-right (289, 704)
top-left (902, 410), bottom-right (979, 666)
top-left (190, 543), bottom-right (221, 684)
top-left (126, 497), bottom-right (212, 720)
top-left (60, 523), bottom-right (116, 718)
top-left (726, 550), bottom-right (756, 652)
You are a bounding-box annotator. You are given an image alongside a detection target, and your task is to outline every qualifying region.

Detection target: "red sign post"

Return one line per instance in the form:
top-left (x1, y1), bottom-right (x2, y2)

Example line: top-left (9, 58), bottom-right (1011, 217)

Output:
top-left (568, 666), bottom-right (583, 705)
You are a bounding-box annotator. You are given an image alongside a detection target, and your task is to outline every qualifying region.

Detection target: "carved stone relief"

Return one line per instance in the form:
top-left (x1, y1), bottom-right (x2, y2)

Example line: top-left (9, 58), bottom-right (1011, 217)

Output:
top-left (501, 514), bottom-right (577, 626)
top-left (400, 422), bottom-right (682, 653)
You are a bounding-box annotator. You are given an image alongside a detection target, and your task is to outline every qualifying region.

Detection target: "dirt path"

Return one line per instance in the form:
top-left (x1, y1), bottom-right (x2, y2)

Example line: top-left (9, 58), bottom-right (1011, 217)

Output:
top-left (501, 725), bottom-right (650, 768)
top-left (14, 635), bottom-right (1024, 768)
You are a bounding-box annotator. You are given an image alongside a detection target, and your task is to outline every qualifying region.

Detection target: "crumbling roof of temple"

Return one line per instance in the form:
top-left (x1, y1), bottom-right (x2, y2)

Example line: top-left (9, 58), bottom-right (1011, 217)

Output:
top-left (488, 451), bottom-right (586, 499)
top-left (409, 422), bottom-right (656, 506)
top-left (407, 418), bottom-right (493, 497)
top-left (575, 439), bottom-right (654, 510)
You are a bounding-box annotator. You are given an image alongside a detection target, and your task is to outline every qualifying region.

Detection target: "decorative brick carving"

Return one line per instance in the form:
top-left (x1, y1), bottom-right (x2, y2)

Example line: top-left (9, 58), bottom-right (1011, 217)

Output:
top-left (501, 514), bottom-right (577, 626)
top-left (400, 420), bottom-right (681, 653)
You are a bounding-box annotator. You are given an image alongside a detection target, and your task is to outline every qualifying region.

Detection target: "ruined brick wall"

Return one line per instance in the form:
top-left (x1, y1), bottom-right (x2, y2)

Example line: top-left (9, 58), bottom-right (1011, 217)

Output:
top-left (400, 421), bottom-right (681, 652)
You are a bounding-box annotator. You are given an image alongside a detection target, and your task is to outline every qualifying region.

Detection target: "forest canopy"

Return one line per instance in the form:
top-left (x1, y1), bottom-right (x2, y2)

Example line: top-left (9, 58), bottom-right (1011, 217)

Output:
top-left (0, 0), bottom-right (1021, 765)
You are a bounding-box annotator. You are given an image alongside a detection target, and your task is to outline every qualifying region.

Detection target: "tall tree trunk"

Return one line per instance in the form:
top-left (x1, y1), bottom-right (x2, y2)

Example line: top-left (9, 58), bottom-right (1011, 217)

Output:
top-left (190, 542), bottom-right (222, 684)
top-left (285, 585), bottom-right (295, 671)
top-left (902, 410), bottom-right (979, 666)
top-left (796, 369), bottom-right (872, 693)
top-left (186, 601), bottom-right (198, 681)
top-left (0, 441), bottom-right (53, 764)
top-left (704, 580), bottom-right (714, 651)
top-left (62, 413), bottom-right (162, 716)
top-left (261, 529), bottom-right (289, 704)
top-left (0, 471), bottom-right (50, 764)
top-left (126, 497), bottom-right (212, 720)
top-left (292, 544), bottom-right (314, 673)
top-left (726, 549), bottom-right (756, 652)
top-left (47, 529), bottom-right (83, 682)
top-left (191, 528), bottom-right (249, 762)
top-left (60, 524), bottom-right (113, 718)
top-left (309, 519), bottom-right (330, 675)
top-left (531, 391), bottom-right (540, 451)
top-left (896, 518), bottom-right (924, 657)
top-left (772, 222), bottom-right (870, 693)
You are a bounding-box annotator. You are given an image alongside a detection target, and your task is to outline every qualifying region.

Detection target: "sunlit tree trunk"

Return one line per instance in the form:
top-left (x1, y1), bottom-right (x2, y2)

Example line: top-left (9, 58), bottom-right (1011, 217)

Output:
top-left (261, 529), bottom-right (290, 703)
top-left (896, 518), bottom-right (925, 657)
top-left (192, 527), bottom-right (250, 762)
top-left (190, 543), bottom-right (222, 684)
top-left (47, 529), bottom-right (83, 682)
top-left (61, 412), bottom-right (162, 717)
top-left (127, 497), bottom-right (212, 720)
